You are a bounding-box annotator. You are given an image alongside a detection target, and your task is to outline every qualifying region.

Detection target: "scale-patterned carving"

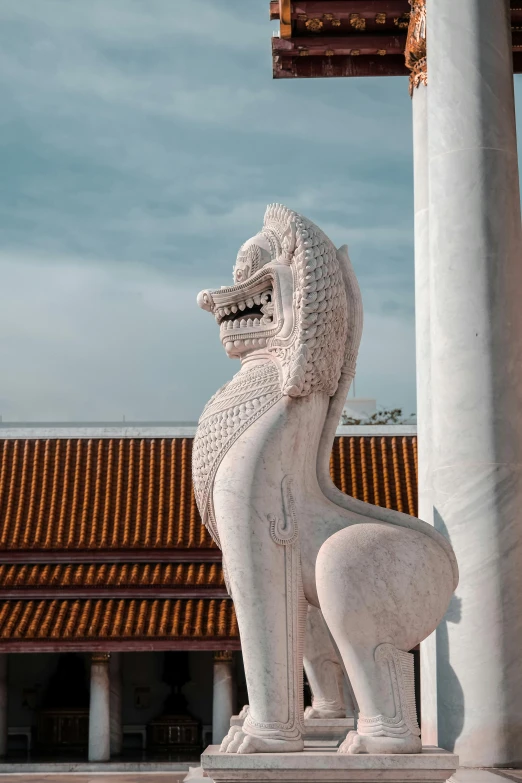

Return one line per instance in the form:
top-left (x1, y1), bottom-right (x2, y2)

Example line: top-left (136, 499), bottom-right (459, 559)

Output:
top-left (192, 362), bottom-right (282, 543)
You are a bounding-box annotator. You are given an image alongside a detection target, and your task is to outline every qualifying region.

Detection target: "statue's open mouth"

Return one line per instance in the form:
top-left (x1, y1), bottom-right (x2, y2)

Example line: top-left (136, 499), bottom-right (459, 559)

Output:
top-left (199, 270), bottom-right (283, 356)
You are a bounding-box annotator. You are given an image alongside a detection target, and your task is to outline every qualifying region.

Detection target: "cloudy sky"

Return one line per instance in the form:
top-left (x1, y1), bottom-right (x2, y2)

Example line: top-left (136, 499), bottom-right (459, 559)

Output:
top-left (0, 2), bottom-right (520, 423)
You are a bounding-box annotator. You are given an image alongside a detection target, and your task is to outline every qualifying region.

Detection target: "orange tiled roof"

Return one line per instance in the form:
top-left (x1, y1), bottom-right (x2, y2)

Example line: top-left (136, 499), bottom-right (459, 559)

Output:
top-left (0, 562), bottom-right (225, 590)
top-left (0, 435), bottom-right (417, 553)
top-left (0, 438), bottom-right (214, 551)
top-left (330, 436), bottom-right (418, 516)
top-left (0, 597), bottom-right (238, 649)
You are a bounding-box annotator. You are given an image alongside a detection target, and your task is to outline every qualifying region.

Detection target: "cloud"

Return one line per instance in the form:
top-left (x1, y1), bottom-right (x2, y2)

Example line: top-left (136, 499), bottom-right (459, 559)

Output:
top-left (0, 251), bottom-right (415, 420)
top-left (14, 0), bottom-right (522, 418)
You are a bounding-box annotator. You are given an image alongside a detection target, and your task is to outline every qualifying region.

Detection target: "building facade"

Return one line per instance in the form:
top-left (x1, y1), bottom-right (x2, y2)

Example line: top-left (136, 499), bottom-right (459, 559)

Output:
top-left (0, 424), bottom-right (417, 762)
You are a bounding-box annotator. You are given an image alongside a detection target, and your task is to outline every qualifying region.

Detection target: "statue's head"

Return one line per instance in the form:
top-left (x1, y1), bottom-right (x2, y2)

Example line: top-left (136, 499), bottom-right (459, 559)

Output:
top-left (197, 204), bottom-right (357, 397)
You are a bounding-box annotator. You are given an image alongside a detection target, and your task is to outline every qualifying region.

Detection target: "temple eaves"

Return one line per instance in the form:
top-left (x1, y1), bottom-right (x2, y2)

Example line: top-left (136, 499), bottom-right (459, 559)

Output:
top-left (270, 0), bottom-right (522, 79)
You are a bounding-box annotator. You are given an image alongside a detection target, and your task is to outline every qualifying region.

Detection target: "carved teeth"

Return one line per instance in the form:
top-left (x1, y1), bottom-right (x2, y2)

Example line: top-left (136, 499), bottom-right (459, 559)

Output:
top-left (231, 304), bottom-right (238, 313)
top-left (225, 341), bottom-right (234, 351)
top-left (253, 318), bottom-right (260, 327)
top-left (240, 319), bottom-right (247, 328)
top-left (238, 301), bottom-right (246, 311)
top-left (234, 320), bottom-right (240, 329)
top-left (247, 318), bottom-right (253, 328)
top-left (253, 295), bottom-right (261, 305)
top-left (258, 338), bottom-right (266, 347)
top-left (224, 306), bottom-right (231, 315)
top-left (246, 298), bottom-right (254, 308)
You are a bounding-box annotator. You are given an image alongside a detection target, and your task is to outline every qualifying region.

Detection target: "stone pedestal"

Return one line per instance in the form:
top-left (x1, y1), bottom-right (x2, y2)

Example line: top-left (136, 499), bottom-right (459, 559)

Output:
top-left (88, 652), bottom-right (111, 762)
top-left (202, 746), bottom-right (458, 783)
top-left (427, 0), bottom-right (522, 765)
top-left (303, 717), bottom-right (354, 749)
top-left (213, 651), bottom-right (235, 746)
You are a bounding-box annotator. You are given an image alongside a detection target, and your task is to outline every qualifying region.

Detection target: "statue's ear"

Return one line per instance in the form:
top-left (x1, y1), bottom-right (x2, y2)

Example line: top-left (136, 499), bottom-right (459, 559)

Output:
top-left (279, 219), bottom-right (297, 263)
top-left (337, 244), bottom-right (350, 261)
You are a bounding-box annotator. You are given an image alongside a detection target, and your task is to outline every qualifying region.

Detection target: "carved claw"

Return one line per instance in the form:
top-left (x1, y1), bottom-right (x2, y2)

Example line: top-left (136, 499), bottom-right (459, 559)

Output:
top-left (226, 729), bottom-right (247, 753)
top-left (338, 730), bottom-right (358, 754)
top-left (220, 725), bottom-right (242, 752)
top-left (347, 733), bottom-right (364, 754)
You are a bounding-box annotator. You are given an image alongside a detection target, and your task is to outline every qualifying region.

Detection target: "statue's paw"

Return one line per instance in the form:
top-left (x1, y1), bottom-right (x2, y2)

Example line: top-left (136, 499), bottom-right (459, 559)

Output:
top-left (236, 734), bottom-right (304, 754)
top-left (338, 732), bottom-right (422, 755)
top-left (338, 730), bottom-right (358, 754)
top-left (220, 725), bottom-right (242, 752)
top-left (222, 728), bottom-right (247, 753)
top-left (347, 733), bottom-right (365, 754)
top-left (305, 706), bottom-right (346, 719)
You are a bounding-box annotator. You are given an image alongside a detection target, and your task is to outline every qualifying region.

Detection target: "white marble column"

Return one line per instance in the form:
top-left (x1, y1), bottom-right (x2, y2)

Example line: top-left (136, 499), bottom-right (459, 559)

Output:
top-left (412, 79), bottom-right (438, 748)
top-left (427, 0), bottom-right (522, 766)
top-left (110, 652), bottom-right (123, 757)
top-left (88, 653), bottom-right (111, 762)
top-left (0, 655), bottom-right (7, 757)
top-left (212, 651), bottom-right (235, 745)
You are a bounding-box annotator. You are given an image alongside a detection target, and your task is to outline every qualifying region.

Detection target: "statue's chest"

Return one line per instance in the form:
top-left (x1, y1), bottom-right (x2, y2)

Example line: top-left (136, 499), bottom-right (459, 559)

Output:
top-left (192, 363), bottom-right (282, 530)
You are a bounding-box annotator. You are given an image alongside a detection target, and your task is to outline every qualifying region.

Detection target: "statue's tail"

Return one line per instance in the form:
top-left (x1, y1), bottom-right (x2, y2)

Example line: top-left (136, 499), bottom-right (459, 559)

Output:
top-left (316, 246), bottom-right (459, 590)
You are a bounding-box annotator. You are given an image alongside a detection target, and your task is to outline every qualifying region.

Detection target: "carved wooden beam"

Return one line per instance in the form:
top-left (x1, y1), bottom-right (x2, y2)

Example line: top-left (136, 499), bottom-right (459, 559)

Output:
top-left (273, 51), bottom-right (408, 78)
top-left (271, 0), bottom-right (522, 78)
top-left (270, 1), bottom-right (410, 21)
top-left (274, 34), bottom-right (405, 57)
top-left (0, 549), bottom-right (222, 563)
top-left (0, 587), bottom-right (229, 599)
top-left (0, 639), bottom-right (242, 653)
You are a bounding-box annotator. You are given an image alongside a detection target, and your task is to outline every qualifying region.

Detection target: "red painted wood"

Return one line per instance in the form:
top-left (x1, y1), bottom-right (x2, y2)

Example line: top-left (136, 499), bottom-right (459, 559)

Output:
top-left (0, 588), bottom-right (229, 599)
top-left (0, 549), bottom-right (222, 564)
top-left (273, 35), bottom-right (405, 55)
top-left (292, 1), bottom-right (409, 17)
top-left (274, 52), bottom-right (409, 78)
top-left (271, 0), bottom-right (409, 18)
top-left (0, 639), bottom-right (242, 653)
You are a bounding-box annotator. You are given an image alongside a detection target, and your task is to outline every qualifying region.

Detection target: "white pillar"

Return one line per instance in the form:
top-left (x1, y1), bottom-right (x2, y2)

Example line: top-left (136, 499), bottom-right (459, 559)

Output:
top-left (88, 653), bottom-right (111, 762)
top-left (427, 0), bottom-right (522, 765)
top-left (212, 651), bottom-right (235, 745)
top-left (412, 79), bottom-right (438, 748)
top-left (110, 652), bottom-right (123, 757)
top-left (0, 655), bottom-right (7, 757)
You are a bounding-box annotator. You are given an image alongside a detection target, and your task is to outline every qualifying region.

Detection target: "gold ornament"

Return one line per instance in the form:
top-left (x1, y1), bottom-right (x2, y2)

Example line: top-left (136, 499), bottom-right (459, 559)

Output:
top-left (350, 14), bottom-right (366, 31)
top-left (305, 18), bottom-right (323, 32)
top-left (394, 13), bottom-right (411, 29)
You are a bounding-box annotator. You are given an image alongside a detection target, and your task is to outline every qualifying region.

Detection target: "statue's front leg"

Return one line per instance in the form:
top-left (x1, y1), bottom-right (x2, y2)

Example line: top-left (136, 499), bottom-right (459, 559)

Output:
top-left (213, 481), bottom-right (306, 754)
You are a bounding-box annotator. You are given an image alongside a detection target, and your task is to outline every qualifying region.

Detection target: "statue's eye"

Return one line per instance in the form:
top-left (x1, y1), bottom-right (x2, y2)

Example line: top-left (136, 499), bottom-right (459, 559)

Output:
top-left (235, 269), bottom-right (244, 282)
